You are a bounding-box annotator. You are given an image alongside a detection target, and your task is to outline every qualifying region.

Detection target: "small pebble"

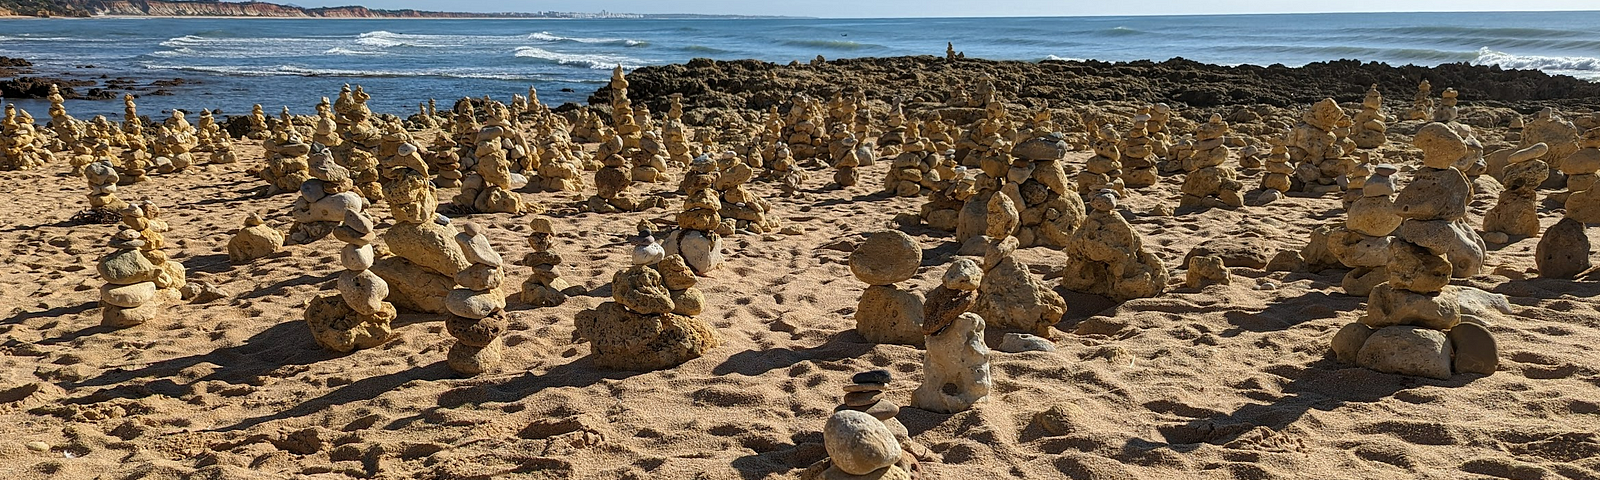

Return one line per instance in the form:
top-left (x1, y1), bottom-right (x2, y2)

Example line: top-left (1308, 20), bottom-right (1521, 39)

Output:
top-left (26, 441), bottom-right (49, 452)
top-left (1256, 281), bottom-right (1279, 291)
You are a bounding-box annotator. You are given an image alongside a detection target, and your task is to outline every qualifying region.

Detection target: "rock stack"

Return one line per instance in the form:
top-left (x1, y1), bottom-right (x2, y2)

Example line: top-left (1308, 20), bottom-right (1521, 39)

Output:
top-left (573, 242), bottom-right (719, 370)
top-left (799, 370), bottom-right (919, 480)
top-left (258, 127), bottom-right (312, 195)
top-left (1351, 85), bottom-right (1389, 149)
top-left (1405, 79), bottom-right (1433, 121)
top-left (227, 212), bottom-right (284, 264)
top-left (288, 148), bottom-right (366, 244)
top-left (84, 158), bottom-right (127, 214)
top-left (587, 130), bottom-right (660, 213)
top-left (370, 140), bottom-right (472, 315)
top-left (988, 134), bottom-right (1085, 248)
top-left (305, 210), bottom-right (395, 353)
top-left (454, 103), bottom-right (532, 214)
top-left (1289, 98), bottom-right (1351, 194)
top-left (518, 217), bottom-right (571, 307)
top-left (1260, 136), bottom-right (1293, 202)
top-left (1079, 125), bottom-right (1125, 195)
top-left (971, 194), bottom-right (1067, 336)
top-left (245, 104), bottom-right (270, 140)
top-left (1562, 128), bottom-right (1600, 224)
top-left (609, 66), bottom-right (643, 149)
top-left (1330, 122), bottom-right (1495, 380)
top-left (1120, 114), bottom-right (1158, 187)
top-left (663, 156), bottom-right (726, 275)
top-left (1, 104), bottom-right (51, 171)
top-left (197, 109), bottom-right (237, 164)
top-left (1179, 114), bottom-right (1244, 208)
top-left (1059, 190), bottom-right (1170, 301)
top-left (631, 130), bottom-right (672, 183)
top-left (914, 260), bottom-right (992, 413)
top-left (716, 153), bottom-right (782, 233)
top-left (883, 130), bottom-right (939, 197)
top-left (99, 202), bottom-right (185, 328)
top-left (1521, 107), bottom-right (1579, 182)
top-left (768, 143), bottom-right (809, 197)
top-left (1327, 164), bottom-right (1402, 296)
top-left (849, 230), bottom-right (926, 346)
top-left (443, 223), bottom-right (509, 375)
top-left (1483, 143), bottom-right (1551, 240)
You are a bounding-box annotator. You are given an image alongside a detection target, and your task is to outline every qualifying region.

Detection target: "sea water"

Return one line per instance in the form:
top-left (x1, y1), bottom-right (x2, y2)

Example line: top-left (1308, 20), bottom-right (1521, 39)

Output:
top-left (1, 11), bottom-right (1598, 118)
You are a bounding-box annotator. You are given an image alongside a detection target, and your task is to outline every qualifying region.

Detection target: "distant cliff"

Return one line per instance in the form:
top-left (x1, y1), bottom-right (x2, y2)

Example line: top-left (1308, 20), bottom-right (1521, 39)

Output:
top-left (0, 0), bottom-right (557, 18)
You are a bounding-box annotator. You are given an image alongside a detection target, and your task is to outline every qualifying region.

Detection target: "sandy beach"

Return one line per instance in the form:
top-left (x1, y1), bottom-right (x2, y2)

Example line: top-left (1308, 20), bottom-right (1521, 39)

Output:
top-left (1, 51), bottom-right (1599, 480)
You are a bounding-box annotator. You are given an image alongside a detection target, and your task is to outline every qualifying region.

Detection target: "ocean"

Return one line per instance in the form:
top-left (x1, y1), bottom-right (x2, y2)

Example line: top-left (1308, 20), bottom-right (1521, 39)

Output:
top-left (2, 11), bottom-right (1599, 119)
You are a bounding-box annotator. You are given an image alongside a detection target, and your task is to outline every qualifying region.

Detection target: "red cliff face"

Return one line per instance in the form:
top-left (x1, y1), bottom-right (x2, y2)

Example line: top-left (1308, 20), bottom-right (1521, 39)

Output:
top-left (47, 0), bottom-right (506, 18)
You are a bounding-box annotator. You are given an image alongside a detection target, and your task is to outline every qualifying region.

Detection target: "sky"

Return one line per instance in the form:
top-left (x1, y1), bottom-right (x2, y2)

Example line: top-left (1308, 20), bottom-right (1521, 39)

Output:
top-left (287, 0), bottom-right (1597, 17)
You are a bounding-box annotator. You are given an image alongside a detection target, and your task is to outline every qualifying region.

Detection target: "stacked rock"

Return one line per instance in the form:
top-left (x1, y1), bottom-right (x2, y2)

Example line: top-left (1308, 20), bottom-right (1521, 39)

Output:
top-left (1483, 143), bottom-right (1551, 240)
top-left (99, 202), bottom-right (185, 328)
top-left (587, 130), bottom-right (661, 213)
top-left (663, 98), bottom-right (695, 166)
top-left (663, 156), bottom-right (726, 275)
top-left (830, 129), bottom-right (871, 187)
top-left (1561, 128), bottom-right (1600, 223)
top-left (1288, 98), bottom-right (1351, 193)
top-left (849, 230), bottom-right (926, 346)
top-left (956, 96), bottom-right (1015, 171)
top-left (1079, 125), bottom-right (1125, 195)
top-left (443, 223), bottom-right (509, 375)
top-left (1260, 136), bottom-right (1294, 198)
top-left (1397, 123), bottom-right (1488, 278)
top-left (1351, 85), bottom-right (1389, 149)
top-left (535, 129), bottom-right (585, 192)
top-left (0, 104), bottom-right (51, 171)
top-left (198, 110), bottom-right (237, 164)
top-left (305, 210), bottom-right (395, 353)
top-left (798, 370), bottom-right (921, 479)
top-left (989, 134), bottom-right (1086, 248)
top-left (148, 125), bottom-right (194, 175)
top-left (45, 84), bottom-right (82, 153)
top-left (227, 212), bottom-right (284, 264)
top-left (1405, 79), bottom-right (1433, 121)
top-left (1432, 89), bottom-right (1488, 177)
top-left (971, 195), bottom-right (1067, 336)
top-left (1120, 114), bottom-right (1158, 187)
top-left (454, 104), bottom-right (532, 214)
top-left (258, 127), bottom-right (313, 195)
top-left (245, 104), bottom-right (270, 140)
top-left (716, 153), bottom-right (782, 233)
top-left (426, 134), bottom-right (463, 188)
top-left (1506, 115), bottom-right (1525, 143)
top-left (289, 148), bottom-right (366, 244)
top-left (518, 217), bottom-right (571, 307)
top-left (1059, 190), bottom-right (1170, 301)
top-left (883, 132), bottom-right (939, 197)
top-left (84, 158), bottom-right (127, 214)
top-left (369, 138), bottom-right (473, 315)
top-left (1184, 255), bottom-right (1231, 288)
top-left (914, 260), bottom-right (992, 413)
top-left (1327, 164), bottom-right (1402, 296)
top-left (631, 130), bottom-right (672, 183)
top-left (783, 94), bottom-right (827, 160)
top-left (1179, 114), bottom-right (1245, 208)
top-left (574, 241), bottom-right (719, 370)
top-left (1521, 107), bottom-right (1579, 179)
top-left (608, 66), bottom-right (643, 149)
top-left (763, 143), bottom-right (805, 196)
top-left (1330, 128), bottom-right (1497, 379)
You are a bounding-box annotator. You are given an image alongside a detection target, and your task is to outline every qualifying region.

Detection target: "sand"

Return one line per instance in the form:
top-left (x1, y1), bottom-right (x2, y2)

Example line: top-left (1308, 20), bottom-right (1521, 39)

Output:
top-left (1, 120), bottom-right (1599, 480)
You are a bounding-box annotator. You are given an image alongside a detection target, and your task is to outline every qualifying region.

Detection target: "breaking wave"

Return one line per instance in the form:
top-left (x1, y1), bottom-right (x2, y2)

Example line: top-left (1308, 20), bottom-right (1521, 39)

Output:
top-left (513, 47), bottom-right (642, 69)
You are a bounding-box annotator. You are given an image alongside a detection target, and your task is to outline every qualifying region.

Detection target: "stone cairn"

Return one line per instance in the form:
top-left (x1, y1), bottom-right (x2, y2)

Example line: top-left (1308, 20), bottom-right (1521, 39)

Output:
top-left (663, 155), bottom-right (726, 275)
top-left (518, 217), bottom-right (571, 307)
top-left (289, 148), bottom-right (366, 244)
top-left (1, 103), bottom-right (51, 171)
top-left (1404, 79), bottom-right (1433, 121)
top-left (1483, 143), bottom-right (1551, 241)
top-left (443, 222), bottom-right (509, 375)
top-left (986, 134), bottom-right (1085, 248)
top-left (631, 130), bottom-right (672, 183)
top-left (1327, 164), bottom-right (1401, 296)
top-left (1060, 189), bottom-right (1170, 301)
top-left (1521, 107), bottom-right (1579, 185)
top-left (197, 109), bottom-right (237, 164)
top-left (1351, 85), bottom-right (1389, 149)
top-left (1179, 114), bottom-right (1245, 208)
top-left (1288, 98), bottom-right (1352, 194)
top-left (849, 230), bottom-right (926, 346)
top-left (715, 152), bottom-right (782, 234)
top-left (454, 103), bottom-right (532, 214)
top-left (1119, 114), bottom-right (1158, 188)
top-left (369, 137), bottom-right (472, 316)
top-left (971, 194), bottom-right (1067, 336)
top-left (798, 370), bottom-right (921, 479)
top-left (914, 260), bottom-right (992, 413)
top-left (305, 209), bottom-right (395, 353)
top-left (1259, 136), bottom-right (1293, 202)
top-left (1331, 122), bottom-right (1495, 380)
top-left (883, 128), bottom-right (940, 198)
top-left (1080, 125), bottom-right (1125, 195)
top-left (227, 212), bottom-right (284, 264)
top-left (662, 94), bottom-right (695, 166)
top-left (257, 120), bottom-right (312, 195)
top-left (573, 238), bottom-right (719, 371)
top-left (1432, 89), bottom-right (1487, 178)
top-left (84, 157), bottom-right (127, 216)
top-left (534, 119), bottom-right (586, 192)
top-left (766, 143), bottom-right (807, 196)
top-left (830, 128), bottom-right (871, 187)
top-left (99, 201), bottom-right (185, 328)
top-left (426, 133), bottom-right (463, 188)
top-left (609, 66), bottom-right (643, 149)
top-left (1562, 127), bottom-right (1600, 224)
top-left (244, 104), bottom-right (270, 140)
top-left (587, 130), bottom-right (662, 213)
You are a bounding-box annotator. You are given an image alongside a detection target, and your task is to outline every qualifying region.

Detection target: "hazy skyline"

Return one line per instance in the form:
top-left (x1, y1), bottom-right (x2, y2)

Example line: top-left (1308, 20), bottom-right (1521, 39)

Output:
top-left (291, 0), bottom-right (1596, 17)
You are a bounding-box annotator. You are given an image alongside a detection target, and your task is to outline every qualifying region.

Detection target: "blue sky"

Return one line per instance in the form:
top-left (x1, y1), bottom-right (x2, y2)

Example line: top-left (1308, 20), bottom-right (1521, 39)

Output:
top-left (293, 0), bottom-right (1595, 17)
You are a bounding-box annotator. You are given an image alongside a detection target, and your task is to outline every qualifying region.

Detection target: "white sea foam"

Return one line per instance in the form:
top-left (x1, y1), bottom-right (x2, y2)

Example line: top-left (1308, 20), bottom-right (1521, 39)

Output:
top-left (141, 62), bottom-right (536, 81)
top-left (1473, 47), bottom-right (1600, 78)
top-left (513, 47), bottom-right (642, 69)
top-left (528, 31), bottom-right (646, 46)
top-left (1044, 54), bottom-right (1085, 62)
